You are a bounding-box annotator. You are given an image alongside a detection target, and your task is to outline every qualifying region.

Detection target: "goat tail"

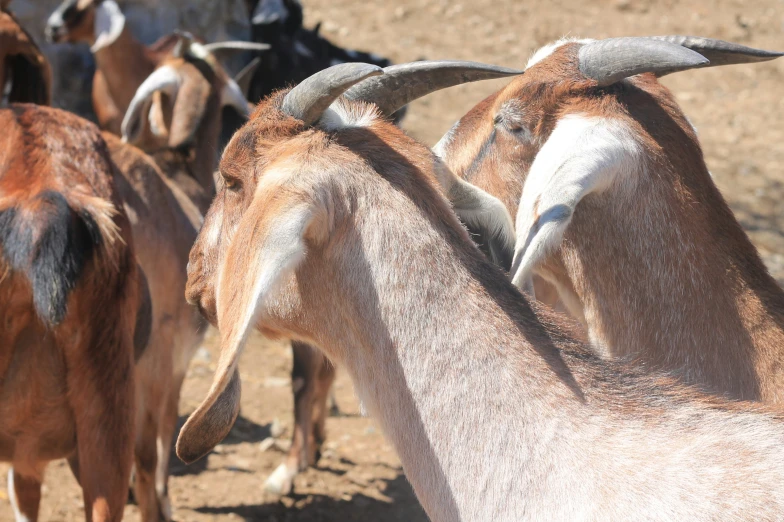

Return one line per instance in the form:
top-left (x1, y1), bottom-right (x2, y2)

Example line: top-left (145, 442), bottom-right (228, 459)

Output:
top-left (0, 190), bottom-right (114, 325)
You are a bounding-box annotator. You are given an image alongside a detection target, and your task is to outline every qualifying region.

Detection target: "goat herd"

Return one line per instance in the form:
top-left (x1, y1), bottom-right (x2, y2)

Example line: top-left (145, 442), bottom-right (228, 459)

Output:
top-left (1, 0), bottom-right (784, 520)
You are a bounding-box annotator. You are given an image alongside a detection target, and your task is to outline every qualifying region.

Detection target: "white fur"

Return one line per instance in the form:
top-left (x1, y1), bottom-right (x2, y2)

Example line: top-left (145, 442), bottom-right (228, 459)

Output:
top-left (91, 0), bottom-right (125, 52)
top-left (319, 100), bottom-right (379, 131)
top-left (264, 462), bottom-right (297, 496)
top-left (510, 115), bottom-right (640, 289)
top-left (526, 37), bottom-right (594, 69)
top-left (7, 468), bottom-right (29, 522)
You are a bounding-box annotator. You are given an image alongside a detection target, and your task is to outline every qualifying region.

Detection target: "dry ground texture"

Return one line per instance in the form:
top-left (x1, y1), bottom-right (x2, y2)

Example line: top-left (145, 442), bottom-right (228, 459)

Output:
top-left (2, 0), bottom-right (783, 520)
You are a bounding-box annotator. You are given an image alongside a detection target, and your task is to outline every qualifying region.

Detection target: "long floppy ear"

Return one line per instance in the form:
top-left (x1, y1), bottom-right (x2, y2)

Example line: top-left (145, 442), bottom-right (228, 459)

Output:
top-left (176, 182), bottom-right (327, 464)
top-left (432, 158), bottom-right (515, 270)
top-left (510, 115), bottom-right (639, 290)
top-left (167, 73), bottom-right (210, 149)
top-left (122, 66), bottom-right (181, 144)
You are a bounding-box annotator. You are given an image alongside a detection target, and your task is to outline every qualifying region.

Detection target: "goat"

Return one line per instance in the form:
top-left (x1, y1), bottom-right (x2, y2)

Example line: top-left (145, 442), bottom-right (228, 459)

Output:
top-left (0, 2), bottom-right (51, 105)
top-left (0, 103), bottom-right (141, 522)
top-left (45, 0), bottom-right (266, 135)
top-left (434, 36), bottom-right (784, 403)
top-left (110, 37), bottom-right (254, 520)
top-left (240, 59), bottom-right (522, 496)
top-left (179, 63), bottom-right (784, 521)
top-left (245, 0), bottom-right (398, 116)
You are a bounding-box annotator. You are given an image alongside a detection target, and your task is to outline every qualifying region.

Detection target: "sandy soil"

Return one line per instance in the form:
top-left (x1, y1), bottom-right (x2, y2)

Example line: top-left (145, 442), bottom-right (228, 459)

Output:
top-left (1, 0), bottom-right (783, 520)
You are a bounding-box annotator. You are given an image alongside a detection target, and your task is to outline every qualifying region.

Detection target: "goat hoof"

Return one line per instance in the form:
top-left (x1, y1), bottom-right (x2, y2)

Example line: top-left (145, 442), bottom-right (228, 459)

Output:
top-left (159, 494), bottom-right (173, 521)
top-left (264, 463), bottom-right (296, 496)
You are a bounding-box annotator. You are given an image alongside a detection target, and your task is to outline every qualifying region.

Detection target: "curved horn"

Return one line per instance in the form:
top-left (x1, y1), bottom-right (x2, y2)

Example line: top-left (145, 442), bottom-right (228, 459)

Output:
top-left (121, 65), bottom-right (181, 143)
top-left (343, 60), bottom-right (523, 117)
top-left (647, 36), bottom-right (783, 67)
top-left (221, 77), bottom-right (252, 116)
top-left (234, 57), bottom-right (261, 97)
top-left (578, 37), bottom-right (709, 87)
top-left (281, 62), bottom-right (383, 126)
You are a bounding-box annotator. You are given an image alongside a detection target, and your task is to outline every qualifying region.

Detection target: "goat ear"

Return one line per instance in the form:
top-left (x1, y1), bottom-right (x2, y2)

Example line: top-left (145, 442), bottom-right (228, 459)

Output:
top-left (167, 77), bottom-right (209, 149)
top-left (176, 182), bottom-right (326, 464)
top-left (433, 159), bottom-right (515, 270)
top-left (510, 115), bottom-right (638, 290)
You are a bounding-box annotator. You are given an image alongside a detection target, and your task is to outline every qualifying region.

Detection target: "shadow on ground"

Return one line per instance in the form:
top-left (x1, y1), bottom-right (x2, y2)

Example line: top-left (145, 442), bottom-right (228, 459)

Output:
top-left (193, 474), bottom-right (427, 522)
top-left (169, 414), bottom-right (273, 477)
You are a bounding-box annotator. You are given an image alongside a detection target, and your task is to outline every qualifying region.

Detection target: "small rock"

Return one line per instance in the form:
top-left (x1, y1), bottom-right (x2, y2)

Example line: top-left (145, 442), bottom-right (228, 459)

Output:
top-left (193, 346), bottom-right (211, 364)
top-left (270, 418), bottom-right (285, 438)
top-left (264, 376), bottom-right (290, 388)
top-left (259, 437), bottom-right (276, 452)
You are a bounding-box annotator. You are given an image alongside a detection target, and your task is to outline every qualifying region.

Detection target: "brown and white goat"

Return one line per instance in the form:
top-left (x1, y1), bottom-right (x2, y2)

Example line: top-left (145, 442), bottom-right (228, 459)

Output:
top-left (109, 39), bottom-right (255, 521)
top-left (1, 2), bottom-right (51, 105)
top-left (179, 59), bottom-right (520, 496)
top-left (435, 36), bottom-right (784, 403)
top-left (44, 0), bottom-right (266, 135)
top-left (178, 63), bottom-right (784, 521)
top-left (0, 104), bottom-right (141, 522)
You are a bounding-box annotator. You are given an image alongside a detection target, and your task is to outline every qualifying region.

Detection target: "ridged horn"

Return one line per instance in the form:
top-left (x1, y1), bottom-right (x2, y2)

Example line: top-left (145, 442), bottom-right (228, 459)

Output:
top-left (647, 36), bottom-right (783, 67)
top-left (578, 37), bottom-right (709, 87)
top-left (281, 62), bottom-right (383, 126)
top-left (343, 60), bottom-right (523, 117)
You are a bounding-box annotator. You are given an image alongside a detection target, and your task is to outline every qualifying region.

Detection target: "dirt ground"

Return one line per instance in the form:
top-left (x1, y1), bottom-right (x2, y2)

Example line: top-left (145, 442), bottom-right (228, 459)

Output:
top-left (1, 0), bottom-right (783, 520)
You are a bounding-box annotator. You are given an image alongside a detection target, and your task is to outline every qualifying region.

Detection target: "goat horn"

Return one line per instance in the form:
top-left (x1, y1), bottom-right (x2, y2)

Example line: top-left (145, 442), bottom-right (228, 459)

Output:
top-left (203, 41), bottom-right (271, 55)
top-left (234, 57), bottom-right (261, 97)
top-left (647, 36), bottom-right (783, 67)
top-left (282, 62), bottom-right (383, 126)
top-left (578, 37), bottom-right (709, 87)
top-left (343, 60), bottom-right (523, 117)
top-left (221, 77), bottom-right (252, 116)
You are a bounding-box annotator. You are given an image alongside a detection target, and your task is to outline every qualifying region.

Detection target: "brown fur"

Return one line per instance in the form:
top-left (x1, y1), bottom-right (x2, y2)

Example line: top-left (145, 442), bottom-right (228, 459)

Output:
top-left (99, 48), bottom-right (246, 520)
top-left (0, 104), bottom-right (137, 522)
top-left (46, 0), bottom-right (179, 134)
top-left (438, 42), bottom-right (784, 402)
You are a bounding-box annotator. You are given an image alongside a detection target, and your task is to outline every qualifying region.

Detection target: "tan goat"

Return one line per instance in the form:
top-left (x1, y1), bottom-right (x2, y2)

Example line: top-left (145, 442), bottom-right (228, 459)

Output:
top-left (179, 63), bottom-right (784, 521)
top-left (109, 38), bottom-right (255, 521)
top-left (45, 0), bottom-right (266, 134)
top-left (0, 104), bottom-right (141, 522)
top-left (434, 36), bottom-right (784, 402)
top-left (261, 60), bottom-right (522, 495)
top-left (1, 1), bottom-right (51, 105)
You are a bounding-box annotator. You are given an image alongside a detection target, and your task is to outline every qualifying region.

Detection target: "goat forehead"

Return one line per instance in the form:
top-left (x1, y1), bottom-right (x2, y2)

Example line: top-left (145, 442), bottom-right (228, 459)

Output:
top-left (526, 37), bottom-right (594, 69)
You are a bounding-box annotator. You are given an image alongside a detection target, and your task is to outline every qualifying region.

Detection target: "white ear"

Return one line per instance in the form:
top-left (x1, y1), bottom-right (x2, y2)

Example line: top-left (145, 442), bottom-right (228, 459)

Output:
top-left (510, 115), bottom-right (639, 289)
top-left (431, 158), bottom-right (515, 268)
top-left (177, 179), bottom-right (325, 464)
top-left (91, 0), bottom-right (125, 52)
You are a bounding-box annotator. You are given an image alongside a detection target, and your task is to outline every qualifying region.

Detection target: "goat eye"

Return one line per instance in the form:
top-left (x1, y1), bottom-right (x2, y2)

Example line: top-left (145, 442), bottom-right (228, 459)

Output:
top-left (222, 176), bottom-right (240, 191)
